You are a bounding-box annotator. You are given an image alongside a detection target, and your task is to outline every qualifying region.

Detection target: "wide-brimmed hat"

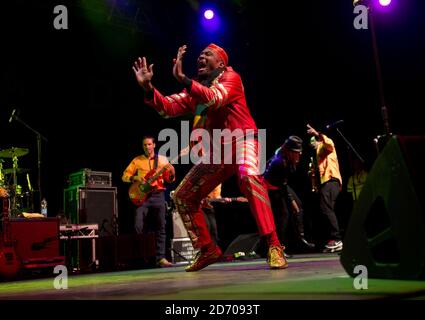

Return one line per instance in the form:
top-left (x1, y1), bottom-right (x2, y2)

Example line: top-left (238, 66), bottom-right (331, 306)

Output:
top-left (283, 135), bottom-right (303, 152)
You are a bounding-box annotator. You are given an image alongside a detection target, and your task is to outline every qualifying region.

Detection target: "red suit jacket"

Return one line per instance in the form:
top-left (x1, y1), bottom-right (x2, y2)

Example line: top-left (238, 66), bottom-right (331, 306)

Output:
top-left (145, 67), bottom-right (258, 135)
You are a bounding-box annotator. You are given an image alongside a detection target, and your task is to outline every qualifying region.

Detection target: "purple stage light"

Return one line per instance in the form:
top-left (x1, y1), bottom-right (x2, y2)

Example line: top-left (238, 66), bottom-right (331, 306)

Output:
top-left (201, 8), bottom-right (220, 33)
top-left (204, 9), bottom-right (214, 20)
top-left (379, 0), bottom-right (391, 6)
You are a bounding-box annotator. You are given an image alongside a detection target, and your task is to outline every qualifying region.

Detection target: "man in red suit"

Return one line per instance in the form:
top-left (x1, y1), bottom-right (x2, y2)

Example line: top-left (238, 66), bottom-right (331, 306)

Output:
top-left (132, 43), bottom-right (287, 271)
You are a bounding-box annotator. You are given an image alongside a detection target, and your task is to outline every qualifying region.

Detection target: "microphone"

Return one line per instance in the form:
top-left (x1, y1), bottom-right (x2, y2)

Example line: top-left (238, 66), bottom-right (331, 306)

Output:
top-left (325, 120), bottom-right (344, 130)
top-left (373, 135), bottom-right (384, 144)
top-left (9, 109), bottom-right (16, 123)
top-left (373, 133), bottom-right (392, 144)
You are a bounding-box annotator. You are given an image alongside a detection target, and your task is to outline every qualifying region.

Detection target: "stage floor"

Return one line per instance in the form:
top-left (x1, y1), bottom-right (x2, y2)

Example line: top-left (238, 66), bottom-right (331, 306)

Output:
top-left (1, 253), bottom-right (425, 301)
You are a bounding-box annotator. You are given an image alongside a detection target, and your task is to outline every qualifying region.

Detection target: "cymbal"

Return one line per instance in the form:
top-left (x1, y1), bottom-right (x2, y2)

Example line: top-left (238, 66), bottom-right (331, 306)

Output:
top-left (2, 168), bottom-right (30, 174)
top-left (0, 147), bottom-right (29, 158)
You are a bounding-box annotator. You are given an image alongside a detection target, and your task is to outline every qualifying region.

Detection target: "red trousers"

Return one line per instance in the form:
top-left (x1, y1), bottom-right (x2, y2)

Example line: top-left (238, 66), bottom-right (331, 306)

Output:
top-left (174, 139), bottom-right (276, 249)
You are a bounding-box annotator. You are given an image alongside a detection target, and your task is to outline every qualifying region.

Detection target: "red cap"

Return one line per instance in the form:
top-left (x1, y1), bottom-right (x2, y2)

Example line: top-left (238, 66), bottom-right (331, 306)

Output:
top-left (206, 43), bottom-right (228, 66)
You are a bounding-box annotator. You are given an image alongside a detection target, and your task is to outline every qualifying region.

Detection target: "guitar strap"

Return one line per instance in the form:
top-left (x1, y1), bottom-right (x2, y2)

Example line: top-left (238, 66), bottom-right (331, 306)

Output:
top-left (154, 154), bottom-right (159, 170)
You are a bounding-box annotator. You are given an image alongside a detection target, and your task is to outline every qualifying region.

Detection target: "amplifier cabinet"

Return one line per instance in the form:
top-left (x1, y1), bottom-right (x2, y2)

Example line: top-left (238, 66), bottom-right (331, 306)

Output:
top-left (64, 187), bottom-right (118, 237)
top-left (68, 168), bottom-right (112, 188)
top-left (10, 218), bottom-right (65, 268)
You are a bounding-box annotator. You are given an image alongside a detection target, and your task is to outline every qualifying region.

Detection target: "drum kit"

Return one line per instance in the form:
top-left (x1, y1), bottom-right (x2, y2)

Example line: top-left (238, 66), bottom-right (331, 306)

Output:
top-left (0, 147), bottom-right (34, 216)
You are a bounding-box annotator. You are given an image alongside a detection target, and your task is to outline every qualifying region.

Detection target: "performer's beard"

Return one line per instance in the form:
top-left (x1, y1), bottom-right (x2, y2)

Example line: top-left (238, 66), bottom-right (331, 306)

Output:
top-left (197, 67), bottom-right (225, 86)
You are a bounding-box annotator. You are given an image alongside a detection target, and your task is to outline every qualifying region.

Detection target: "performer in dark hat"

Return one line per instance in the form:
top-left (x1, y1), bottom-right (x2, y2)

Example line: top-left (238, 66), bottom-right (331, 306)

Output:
top-left (264, 136), bottom-right (315, 252)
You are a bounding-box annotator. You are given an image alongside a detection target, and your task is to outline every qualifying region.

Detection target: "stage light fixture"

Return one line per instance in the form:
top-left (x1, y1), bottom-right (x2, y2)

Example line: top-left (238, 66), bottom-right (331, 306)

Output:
top-left (379, 0), bottom-right (391, 6)
top-left (353, 0), bottom-right (392, 7)
top-left (200, 7), bottom-right (220, 33)
top-left (204, 9), bottom-right (214, 20)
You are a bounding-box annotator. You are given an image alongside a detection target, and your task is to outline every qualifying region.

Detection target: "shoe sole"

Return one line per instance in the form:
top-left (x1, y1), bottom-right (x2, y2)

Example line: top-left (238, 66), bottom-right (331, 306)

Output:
top-left (270, 263), bottom-right (289, 269)
top-left (269, 258), bottom-right (289, 269)
top-left (185, 254), bottom-right (222, 272)
top-left (323, 246), bottom-right (343, 253)
top-left (269, 262), bottom-right (289, 270)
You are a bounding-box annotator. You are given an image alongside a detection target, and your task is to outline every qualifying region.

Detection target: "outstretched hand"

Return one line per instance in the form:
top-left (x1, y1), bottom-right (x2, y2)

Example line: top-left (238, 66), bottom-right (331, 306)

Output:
top-left (173, 45), bottom-right (187, 83)
top-left (132, 57), bottom-right (154, 92)
top-left (307, 124), bottom-right (319, 137)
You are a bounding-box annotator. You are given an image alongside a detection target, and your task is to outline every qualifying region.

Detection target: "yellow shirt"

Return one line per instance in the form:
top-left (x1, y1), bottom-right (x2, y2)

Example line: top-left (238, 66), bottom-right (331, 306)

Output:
top-left (316, 134), bottom-right (342, 187)
top-left (122, 154), bottom-right (174, 191)
top-left (347, 170), bottom-right (368, 200)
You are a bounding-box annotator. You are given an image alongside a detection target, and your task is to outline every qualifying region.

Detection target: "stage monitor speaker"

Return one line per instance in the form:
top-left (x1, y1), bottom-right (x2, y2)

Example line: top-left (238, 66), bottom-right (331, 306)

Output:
top-left (224, 233), bottom-right (260, 256)
top-left (341, 135), bottom-right (425, 280)
top-left (64, 187), bottom-right (118, 237)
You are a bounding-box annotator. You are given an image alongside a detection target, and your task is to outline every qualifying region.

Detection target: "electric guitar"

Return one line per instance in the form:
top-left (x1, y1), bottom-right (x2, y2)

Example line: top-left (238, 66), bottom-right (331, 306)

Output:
top-left (0, 198), bottom-right (22, 279)
top-left (128, 146), bottom-right (190, 206)
top-left (31, 236), bottom-right (58, 251)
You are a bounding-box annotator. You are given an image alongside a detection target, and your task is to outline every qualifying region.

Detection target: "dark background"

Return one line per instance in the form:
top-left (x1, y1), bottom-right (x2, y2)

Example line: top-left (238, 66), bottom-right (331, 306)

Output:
top-left (1, 0), bottom-right (424, 246)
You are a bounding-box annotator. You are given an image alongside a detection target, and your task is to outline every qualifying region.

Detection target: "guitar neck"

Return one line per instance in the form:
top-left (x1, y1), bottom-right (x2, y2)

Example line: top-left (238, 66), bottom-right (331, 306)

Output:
top-left (145, 163), bottom-right (170, 185)
top-left (144, 146), bottom-right (190, 185)
top-left (2, 198), bottom-right (11, 243)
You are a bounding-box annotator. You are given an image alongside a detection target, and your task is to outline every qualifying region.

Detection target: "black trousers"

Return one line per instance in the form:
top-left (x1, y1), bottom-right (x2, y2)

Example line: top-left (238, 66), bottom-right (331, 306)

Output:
top-left (319, 179), bottom-right (341, 241)
top-left (269, 186), bottom-right (304, 247)
top-left (203, 206), bottom-right (219, 245)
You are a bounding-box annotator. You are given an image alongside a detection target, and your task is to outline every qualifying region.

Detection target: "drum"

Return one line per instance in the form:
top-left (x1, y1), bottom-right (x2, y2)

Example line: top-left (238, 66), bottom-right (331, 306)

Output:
top-left (15, 184), bottom-right (22, 196)
top-left (16, 191), bottom-right (34, 213)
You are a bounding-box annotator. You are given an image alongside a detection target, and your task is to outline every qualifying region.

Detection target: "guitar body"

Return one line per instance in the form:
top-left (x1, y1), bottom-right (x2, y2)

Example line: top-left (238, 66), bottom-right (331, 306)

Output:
top-left (0, 242), bottom-right (21, 279)
top-left (127, 147), bottom-right (189, 207)
top-left (128, 181), bottom-right (158, 206)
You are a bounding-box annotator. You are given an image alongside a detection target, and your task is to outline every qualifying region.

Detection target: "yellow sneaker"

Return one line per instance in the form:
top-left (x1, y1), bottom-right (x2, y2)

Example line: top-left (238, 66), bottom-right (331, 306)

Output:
top-left (185, 246), bottom-right (222, 272)
top-left (267, 245), bottom-right (288, 269)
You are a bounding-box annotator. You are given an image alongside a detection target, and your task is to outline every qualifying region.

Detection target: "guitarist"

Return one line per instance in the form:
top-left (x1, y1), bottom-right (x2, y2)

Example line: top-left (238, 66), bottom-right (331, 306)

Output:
top-left (122, 135), bottom-right (175, 268)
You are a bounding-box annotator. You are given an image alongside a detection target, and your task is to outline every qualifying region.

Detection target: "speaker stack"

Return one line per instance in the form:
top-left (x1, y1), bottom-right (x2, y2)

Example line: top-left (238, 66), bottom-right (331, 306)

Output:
top-left (341, 136), bottom-right (425, 280)
top-left (63, 169), bottom-right (118, 271)
top-left (64, 169), bottom-right (118, 237)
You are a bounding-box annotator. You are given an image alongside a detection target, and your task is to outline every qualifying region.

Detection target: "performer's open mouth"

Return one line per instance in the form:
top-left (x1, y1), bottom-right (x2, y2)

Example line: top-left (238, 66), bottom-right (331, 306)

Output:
top-left (197, 61), bottom-right (207, 73)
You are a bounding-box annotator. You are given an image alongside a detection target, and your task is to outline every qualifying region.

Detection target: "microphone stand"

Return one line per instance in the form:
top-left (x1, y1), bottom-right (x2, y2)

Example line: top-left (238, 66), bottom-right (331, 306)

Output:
top-left (334, 128), bottom-right (365, 201)
top-left (368, 4), bottom-right (392, 148)
top-left (335, 128), bottom-right (364, 164)
top-left (12, 114), bottom-right (48, 212)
